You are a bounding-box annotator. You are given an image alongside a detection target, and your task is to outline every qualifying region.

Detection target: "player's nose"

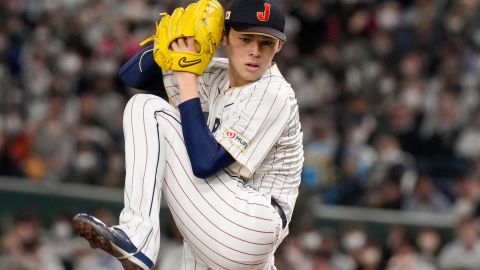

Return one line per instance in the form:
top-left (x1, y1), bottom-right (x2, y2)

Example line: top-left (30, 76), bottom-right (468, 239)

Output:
top-left (248, 41), bottom-right (261, 57)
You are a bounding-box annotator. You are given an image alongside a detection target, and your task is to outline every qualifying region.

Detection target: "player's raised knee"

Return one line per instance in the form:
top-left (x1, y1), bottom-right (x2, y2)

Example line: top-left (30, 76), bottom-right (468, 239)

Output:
top-left (126, 93), bottom-right (168, 113)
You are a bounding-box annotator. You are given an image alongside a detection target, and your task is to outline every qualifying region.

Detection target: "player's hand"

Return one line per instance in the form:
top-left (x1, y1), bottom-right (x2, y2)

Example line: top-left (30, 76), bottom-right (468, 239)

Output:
top-left (171, 37), bottom-right (198, 81)
top-left (171, 37), bottom-right (199, 101)
top-left (170, 37), bottom-right (198, 53)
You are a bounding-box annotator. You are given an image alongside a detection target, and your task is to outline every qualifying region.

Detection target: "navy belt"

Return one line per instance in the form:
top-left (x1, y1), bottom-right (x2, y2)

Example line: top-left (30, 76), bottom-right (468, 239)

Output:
top-left (271, 198), bottom-right (287, 229)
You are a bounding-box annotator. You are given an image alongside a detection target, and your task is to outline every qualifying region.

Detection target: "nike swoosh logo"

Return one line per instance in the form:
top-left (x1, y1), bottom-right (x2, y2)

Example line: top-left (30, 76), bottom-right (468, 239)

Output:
top-left (224, 102), bottom-right (234, 108)
top-left (178, 57), bottom-right (201, 68)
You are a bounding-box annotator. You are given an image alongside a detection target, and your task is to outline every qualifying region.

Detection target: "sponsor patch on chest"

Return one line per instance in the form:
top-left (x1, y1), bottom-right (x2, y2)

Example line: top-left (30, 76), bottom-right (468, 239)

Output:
top-left (224, 128), bottom-right (250, 151)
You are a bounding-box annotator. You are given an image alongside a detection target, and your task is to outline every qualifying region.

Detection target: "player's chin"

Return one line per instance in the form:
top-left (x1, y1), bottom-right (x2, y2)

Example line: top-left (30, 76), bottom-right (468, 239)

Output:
top-left (242, 67), bottom-right (265, 82)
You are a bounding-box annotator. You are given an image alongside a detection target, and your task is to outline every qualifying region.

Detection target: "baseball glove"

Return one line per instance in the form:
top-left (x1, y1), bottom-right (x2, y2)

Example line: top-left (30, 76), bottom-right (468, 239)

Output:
top-left (140, 0), bottom-right (224, 75)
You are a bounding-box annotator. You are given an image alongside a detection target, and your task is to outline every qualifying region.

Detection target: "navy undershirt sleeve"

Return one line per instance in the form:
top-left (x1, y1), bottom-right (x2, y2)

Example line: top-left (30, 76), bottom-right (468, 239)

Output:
top-left (178, 98), bottom-right (235, 179)
top-left (118, 45), bottom-right (168, 99)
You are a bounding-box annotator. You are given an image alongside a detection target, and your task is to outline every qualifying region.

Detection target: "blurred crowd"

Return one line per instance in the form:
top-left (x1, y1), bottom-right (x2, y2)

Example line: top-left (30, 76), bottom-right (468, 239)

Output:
top-left (2, 207), bottom-right (480, 270)
top-left (0, 208), bottom-right (185, 270)
top-left (274, 215), bottom-right (480, 270)
top-left (2, 0), bottom-right (480, 269)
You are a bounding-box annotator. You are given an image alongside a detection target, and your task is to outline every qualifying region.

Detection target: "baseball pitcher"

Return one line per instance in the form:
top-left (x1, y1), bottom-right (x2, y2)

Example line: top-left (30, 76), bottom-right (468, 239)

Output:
top-left (73, 0), bottom-right (303, 269)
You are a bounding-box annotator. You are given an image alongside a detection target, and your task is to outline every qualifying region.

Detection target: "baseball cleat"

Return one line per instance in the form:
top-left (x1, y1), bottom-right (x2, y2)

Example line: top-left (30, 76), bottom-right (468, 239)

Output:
top-left (73, 213), bottom-right (153, 270)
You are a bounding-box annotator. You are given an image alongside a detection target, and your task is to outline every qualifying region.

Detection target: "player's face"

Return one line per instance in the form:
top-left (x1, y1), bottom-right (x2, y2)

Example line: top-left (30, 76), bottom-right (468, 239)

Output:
top-left (224, 29), bottom-right (283, 87)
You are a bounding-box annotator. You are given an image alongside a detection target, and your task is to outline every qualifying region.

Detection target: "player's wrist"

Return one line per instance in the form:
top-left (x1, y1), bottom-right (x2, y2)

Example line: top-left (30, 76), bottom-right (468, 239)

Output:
top-left (175, 72), bottom-right (199, 102)
top-left (174, 71), bottom-right (197, 84)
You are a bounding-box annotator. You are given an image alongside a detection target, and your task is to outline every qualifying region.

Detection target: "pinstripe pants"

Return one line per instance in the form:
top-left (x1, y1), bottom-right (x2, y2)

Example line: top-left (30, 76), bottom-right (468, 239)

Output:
top-left (116, 94), bottom-right (284, 270)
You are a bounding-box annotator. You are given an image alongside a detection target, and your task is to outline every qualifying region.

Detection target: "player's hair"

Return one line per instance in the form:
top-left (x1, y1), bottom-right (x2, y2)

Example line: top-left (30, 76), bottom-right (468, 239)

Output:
top-left (224, 24), bottom-right (232, 36)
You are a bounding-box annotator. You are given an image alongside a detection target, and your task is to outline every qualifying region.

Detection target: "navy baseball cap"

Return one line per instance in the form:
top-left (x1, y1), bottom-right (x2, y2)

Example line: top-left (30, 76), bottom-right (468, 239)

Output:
top-left (225, 0), bottom-right (287, 42)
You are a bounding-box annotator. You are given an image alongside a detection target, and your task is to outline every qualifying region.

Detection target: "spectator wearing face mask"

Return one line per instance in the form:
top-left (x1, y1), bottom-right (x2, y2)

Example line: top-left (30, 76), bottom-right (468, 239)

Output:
top-left (416, 227), bottom-right (442, 267)
top-left (340, 225), bottom-right (368, 268)
top-left (365, 133), bottom-right (417, 201)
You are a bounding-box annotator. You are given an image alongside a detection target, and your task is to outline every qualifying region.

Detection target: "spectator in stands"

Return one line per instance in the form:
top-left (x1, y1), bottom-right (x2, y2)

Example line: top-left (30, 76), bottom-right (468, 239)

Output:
top-left (381, 225), bottom-right (409, 266)
top-left (30, 91), bottom-right (75, 182)
top-left (302, 114), bottom-right (338, 190)
top-left (364, 164), bottom-right (409, 210)
top-left (416, 227), bottom-right (441, 267)
top-left (274, 235), bottom-right (311, 270)
top-left (420, 84), bottom-right (469, 178)
top-left (386, 240), bottom-right (435, 270)
top-left (452, 169), bottom-right (480, 218)
top-left (357, 243), bottom-right (382, 270)
top-left (0, 107), bottom-right (29, 178)
top-left (290, 0), bottom-right (328, 55)
top-left (48, 213), bottom-right (76, 270)
top-left (367, 133), bottom-right (417, 193)
top-left (455, 106), bottom-right (480, 160)
top-left (384, 102), bottom-right (424, 158)
top-left (329, 97), bottom-right (377, 205)
top-left (318, 230), bottom-right (355, 270)
top-left (0, 118), bottom-right (25, 178)
top-left (0, 212), bottom-right (63, 270)
top-left (438, 217), bottom-right (480, 270)
top-left (311, 252), bottom-right (333, 270)
top-left (340, 225), bottom-right (369, 268)
top-left (403, 174), bottom-right (452, 214)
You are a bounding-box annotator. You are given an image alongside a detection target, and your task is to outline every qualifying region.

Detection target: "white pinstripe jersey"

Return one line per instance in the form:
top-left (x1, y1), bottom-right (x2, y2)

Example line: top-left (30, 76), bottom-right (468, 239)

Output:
top-left (163, 57), bottom-right (304, 222)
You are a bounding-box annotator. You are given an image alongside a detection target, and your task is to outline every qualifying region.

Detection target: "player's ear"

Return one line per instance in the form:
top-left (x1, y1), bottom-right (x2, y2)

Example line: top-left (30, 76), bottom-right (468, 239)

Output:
top-left (275, 41), bottom-right (284, 53)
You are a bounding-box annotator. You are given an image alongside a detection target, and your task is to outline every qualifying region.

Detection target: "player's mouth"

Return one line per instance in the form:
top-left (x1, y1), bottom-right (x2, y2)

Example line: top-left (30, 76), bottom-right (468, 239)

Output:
top-left (245, 63), bottom-right (260, 72)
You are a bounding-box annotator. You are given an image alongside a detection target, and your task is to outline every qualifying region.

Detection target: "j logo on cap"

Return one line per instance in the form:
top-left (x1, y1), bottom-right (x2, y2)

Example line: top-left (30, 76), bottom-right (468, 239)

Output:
top-left (257, 3), bottom-right (271, 21)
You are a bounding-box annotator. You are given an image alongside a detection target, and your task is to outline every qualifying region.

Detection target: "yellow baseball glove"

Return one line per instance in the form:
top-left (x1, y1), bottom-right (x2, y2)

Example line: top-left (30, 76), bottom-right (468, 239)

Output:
top-left (140, 0), bottom-right (224, 75)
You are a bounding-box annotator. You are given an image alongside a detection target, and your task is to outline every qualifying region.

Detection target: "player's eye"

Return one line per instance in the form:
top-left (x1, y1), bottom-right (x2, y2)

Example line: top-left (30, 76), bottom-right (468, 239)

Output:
top-left (239, 37), bottom-right (251, 43)
top-left (262, 40), bottom-right (275, 46)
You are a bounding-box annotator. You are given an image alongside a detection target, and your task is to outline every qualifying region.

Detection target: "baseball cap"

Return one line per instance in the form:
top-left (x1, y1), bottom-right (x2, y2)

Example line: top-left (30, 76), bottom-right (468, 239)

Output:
top-left (225, 0), bottom-right (287, 42)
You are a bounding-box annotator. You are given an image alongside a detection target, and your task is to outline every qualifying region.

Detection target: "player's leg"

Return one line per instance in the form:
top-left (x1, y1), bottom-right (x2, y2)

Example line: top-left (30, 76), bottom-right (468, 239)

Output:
top-left (154, 103), bottom-right (283, 269)
top-left (181, 241), bottom-right (277, 270)
top-left (74, 94), bottom-right (166, 270)
top-left (115, 93), bottom-right (166, 259)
